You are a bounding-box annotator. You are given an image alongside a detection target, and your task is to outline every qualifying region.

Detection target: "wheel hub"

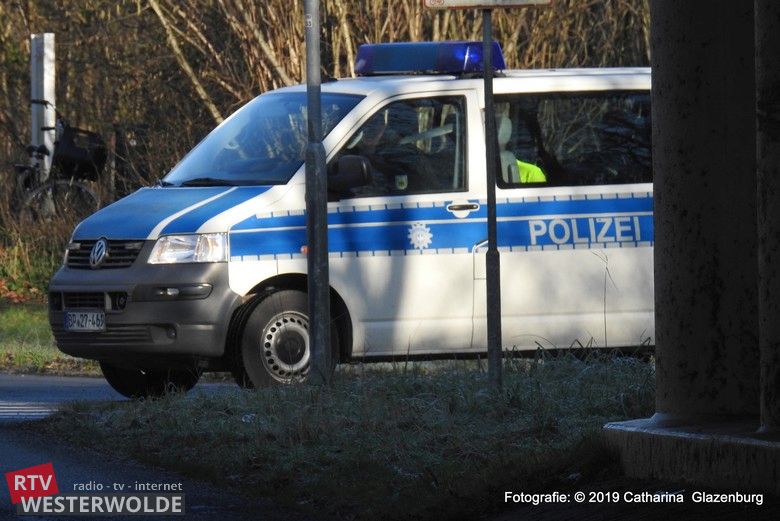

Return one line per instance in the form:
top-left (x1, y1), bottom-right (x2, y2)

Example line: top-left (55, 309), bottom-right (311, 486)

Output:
top-left (260, 311), bottom-right (310, 382)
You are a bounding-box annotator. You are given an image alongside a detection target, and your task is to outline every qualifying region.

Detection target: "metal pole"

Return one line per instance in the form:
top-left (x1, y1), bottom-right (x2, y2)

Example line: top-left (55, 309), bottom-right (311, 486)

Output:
top-left (304, 0), bottom-right (331, 385)
top-left (30, 33), bottom-right (55, 183)
top-left (483, 9), bottom-right (502, 390)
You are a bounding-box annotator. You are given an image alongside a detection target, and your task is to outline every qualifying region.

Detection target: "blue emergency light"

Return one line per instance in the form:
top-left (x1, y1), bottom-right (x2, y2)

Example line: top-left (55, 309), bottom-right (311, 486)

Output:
top-left (354, 41), bottom-right (506, 76)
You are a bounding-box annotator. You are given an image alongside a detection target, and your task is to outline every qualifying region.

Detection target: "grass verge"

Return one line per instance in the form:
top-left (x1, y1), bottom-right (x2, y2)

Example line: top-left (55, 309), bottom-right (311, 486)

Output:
top-left (0, 301), bottom-right (99, 375)
top-left (37, 355), bottom-right (654, 520)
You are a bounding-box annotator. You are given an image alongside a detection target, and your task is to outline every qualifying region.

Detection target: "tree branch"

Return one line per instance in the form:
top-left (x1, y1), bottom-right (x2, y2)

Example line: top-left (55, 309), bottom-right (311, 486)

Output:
top-left (149, 0), bottom-right (223, 124)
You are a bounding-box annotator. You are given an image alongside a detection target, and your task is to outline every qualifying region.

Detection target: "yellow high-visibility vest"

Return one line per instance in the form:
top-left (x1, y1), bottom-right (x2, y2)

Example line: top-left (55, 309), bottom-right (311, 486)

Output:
top-left (516, 160), bottom-right (547, 183)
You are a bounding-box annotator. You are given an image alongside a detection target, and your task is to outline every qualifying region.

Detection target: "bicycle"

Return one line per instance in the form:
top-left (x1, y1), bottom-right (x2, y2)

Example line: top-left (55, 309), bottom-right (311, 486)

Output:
top-left (11, 99), bottom-right (104, 228)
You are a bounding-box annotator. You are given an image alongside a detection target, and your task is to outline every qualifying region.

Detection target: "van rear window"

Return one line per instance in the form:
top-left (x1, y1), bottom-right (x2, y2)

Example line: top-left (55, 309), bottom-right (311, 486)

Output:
top-left (495, 91), bottom-right (651, 187)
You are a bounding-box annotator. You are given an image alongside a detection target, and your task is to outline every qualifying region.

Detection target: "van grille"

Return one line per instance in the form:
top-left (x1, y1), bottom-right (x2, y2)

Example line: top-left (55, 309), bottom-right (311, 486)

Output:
top-left (63, 292), bottom-right (105, 309)
top-left (52, 324), bottom-right (153, 347)
top-left (67, 240), bottom-right (143, 269)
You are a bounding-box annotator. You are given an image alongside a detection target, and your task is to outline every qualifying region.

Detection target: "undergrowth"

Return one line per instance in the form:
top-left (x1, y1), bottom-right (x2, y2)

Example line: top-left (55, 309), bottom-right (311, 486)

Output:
top-left (0, 302), bottom-right (98, 374)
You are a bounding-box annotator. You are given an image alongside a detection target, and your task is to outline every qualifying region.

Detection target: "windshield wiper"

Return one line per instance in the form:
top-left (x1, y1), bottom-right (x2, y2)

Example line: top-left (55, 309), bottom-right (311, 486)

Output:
top-left (179, 177), bottom-right (237, 187)
top-left (155, 179), bottom-right (174, 187)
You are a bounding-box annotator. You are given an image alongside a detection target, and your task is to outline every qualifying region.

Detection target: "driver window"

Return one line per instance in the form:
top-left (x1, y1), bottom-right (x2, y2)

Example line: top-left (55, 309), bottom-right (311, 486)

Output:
top-left (332, 96), bottom-right (467, 198)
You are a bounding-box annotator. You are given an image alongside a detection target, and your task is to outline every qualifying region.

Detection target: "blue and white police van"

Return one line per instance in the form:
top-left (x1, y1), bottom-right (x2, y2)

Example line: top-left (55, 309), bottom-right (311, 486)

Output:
top-left (48, 42), bottom-right (653, 397)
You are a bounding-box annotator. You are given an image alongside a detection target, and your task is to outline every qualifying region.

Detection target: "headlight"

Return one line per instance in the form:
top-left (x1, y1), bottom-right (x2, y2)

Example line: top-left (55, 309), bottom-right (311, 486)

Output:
top-left (148, 233), bottom-right (228, 264)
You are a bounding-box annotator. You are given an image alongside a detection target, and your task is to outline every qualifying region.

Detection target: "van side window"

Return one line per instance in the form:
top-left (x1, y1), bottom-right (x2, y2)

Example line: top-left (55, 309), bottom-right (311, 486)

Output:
top-left (332, 96), bottom-right (467, 198)
top-left (495, 92), bottom-right (651, 187)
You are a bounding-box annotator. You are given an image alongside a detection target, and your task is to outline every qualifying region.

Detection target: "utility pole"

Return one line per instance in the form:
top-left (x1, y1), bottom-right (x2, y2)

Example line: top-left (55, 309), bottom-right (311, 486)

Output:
top-left (303, 0), bottom-right (332, 385)
top-left (481, 8), bottom-right (502, 390)
top-left (423, 0), bottom-right (551, 390)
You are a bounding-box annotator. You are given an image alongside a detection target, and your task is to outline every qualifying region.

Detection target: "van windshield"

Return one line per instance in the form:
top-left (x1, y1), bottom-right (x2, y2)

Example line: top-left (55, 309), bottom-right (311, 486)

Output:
top-left (164, 92), bottom-right (363, 186)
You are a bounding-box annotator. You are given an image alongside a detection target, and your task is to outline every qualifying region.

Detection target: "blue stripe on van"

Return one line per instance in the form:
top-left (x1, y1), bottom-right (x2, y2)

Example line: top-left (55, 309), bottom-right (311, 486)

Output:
top-left (230, 217), bottom-right (654, 257)
top-left (161, 186), bottom-right (271, 235)
top-left (228, 194), bottom-right (654, 258)
top-left (231, 195), bottom-right (653, 231)
top-left (231, 220), bottom-right (490, 257)
top-left (73, 187), bottom-right (231, 240)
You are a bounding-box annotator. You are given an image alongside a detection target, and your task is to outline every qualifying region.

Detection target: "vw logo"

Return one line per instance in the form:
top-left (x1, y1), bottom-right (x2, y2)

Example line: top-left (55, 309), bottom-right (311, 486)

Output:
top-left (89, 238), bottom-right (108, 269)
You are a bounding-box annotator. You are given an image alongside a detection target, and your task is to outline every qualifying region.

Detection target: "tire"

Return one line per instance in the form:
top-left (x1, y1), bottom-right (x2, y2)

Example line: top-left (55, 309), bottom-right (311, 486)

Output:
top-left (20, 178), bottom-right (99, 230)
top-left (236, 290), bottom-right (338, 388)
top-left (99, 362), bottom-right (201, 399)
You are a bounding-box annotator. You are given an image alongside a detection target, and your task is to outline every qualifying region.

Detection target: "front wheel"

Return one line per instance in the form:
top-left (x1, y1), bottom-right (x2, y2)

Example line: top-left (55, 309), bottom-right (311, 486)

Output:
top-left (100, 362), bottom-right (201, 399)
top-left (235, 290), bottom-right (338, 388)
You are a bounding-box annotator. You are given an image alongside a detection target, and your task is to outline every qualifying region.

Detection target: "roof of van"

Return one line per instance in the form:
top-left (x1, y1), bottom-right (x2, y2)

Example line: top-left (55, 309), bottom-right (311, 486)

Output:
top-left (276, 67), bottom-right (651, 98)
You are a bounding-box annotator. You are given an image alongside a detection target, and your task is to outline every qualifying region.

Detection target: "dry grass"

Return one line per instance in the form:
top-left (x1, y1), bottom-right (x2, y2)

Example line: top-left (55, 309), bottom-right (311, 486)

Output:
top-left (0, 203), bottom-right (72, 299)
top-left (39, 354), bottom-right (655, 520)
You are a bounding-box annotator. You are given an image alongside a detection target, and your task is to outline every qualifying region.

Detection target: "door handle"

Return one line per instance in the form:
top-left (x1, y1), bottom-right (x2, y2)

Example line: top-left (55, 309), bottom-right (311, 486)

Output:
top-left (446, 202), bottom-right (480, 212)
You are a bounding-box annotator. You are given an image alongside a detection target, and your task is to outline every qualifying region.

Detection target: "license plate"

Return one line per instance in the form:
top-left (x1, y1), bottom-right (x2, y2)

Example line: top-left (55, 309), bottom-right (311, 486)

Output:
top-left (64, 311), bottom-right (106, 332)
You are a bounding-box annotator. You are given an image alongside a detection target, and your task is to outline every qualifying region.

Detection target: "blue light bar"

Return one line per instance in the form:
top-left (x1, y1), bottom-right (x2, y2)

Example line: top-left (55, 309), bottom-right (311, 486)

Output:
top-left (354, 41), bottom-right (506, 76)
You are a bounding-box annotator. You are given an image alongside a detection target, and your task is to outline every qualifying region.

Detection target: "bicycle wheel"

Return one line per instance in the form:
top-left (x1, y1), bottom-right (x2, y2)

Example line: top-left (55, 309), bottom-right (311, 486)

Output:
top-left (20, 178), bottom-right (100, 230)
top-left (9, 165), bottom-right (35, 213)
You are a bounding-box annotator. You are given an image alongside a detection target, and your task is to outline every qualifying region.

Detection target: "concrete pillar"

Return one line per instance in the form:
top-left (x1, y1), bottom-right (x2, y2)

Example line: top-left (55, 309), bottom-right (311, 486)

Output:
top-left (604, 1), bottom-right (779, 493)
top-left (756, 0), bottom-right (780, 433)
top-left (651, 0), bottom-right (759, 424)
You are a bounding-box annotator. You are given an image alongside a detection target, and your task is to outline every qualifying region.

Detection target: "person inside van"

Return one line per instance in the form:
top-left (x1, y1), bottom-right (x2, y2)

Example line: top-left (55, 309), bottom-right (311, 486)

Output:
top-left (347, 103), bottom-right (439, 195)
top-left (516, 159), bottom-right (547, 183)
top-left (511, 99), bottom-right (568, 185)
top-left (346, 110), bottom-right (403, 195)
top-left (497, 112), bottom-right (547, 184)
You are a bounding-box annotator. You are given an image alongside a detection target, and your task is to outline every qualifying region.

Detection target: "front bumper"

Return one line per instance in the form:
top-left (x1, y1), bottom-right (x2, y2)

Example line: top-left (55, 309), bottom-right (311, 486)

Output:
top-left (48, 242), bottom-right (241, 367)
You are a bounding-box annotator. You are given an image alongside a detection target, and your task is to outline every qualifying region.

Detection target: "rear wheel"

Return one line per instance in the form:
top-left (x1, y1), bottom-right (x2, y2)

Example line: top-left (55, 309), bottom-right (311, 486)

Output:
top-left (99, 362), bottom-right (201, 399)
top-left (235, 290), bottom-right (337, 388)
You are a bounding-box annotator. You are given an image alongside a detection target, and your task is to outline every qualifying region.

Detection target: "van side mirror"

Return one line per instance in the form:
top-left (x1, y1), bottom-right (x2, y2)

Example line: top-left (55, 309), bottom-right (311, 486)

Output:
top-left (329, 155), bottom-right (371, 193)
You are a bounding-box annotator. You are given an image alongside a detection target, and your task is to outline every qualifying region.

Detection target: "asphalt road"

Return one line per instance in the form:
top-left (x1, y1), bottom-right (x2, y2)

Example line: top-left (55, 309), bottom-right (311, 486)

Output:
top-left (0, 373), bottom-right (319, 521)
top-left (0, 374), bottom-right (122, 421)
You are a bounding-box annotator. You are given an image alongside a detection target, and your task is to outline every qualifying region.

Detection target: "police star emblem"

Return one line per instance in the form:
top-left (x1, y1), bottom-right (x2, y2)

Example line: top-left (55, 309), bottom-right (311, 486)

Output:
top-left (408, 222), bottom-right (433, 250)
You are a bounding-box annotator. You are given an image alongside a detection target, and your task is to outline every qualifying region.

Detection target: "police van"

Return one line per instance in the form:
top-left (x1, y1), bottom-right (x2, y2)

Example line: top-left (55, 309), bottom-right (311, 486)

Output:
top-left (48, 42), bottom-right (653, 397)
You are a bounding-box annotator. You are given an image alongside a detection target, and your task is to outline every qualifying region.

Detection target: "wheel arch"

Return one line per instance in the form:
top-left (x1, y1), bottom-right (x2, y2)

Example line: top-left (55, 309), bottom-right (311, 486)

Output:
top-left (230, 273), bottom-right (353, 363)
